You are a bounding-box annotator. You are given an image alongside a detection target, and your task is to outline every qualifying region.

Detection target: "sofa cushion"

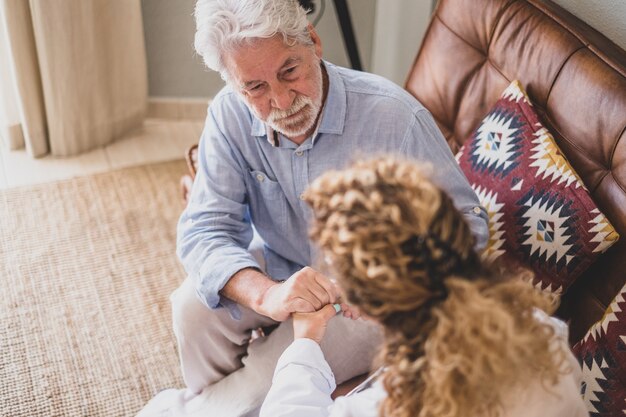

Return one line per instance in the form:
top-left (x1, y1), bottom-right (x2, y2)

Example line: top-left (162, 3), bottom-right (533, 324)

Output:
top-left (456, 80), bottom-right (618, 294)
top-left (572, 282), bottom-right (626, 416)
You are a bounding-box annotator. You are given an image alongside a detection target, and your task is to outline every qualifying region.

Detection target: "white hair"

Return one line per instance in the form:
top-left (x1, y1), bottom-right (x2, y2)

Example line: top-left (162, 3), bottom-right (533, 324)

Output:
top-left (194, 0), bottom-right (313, 78)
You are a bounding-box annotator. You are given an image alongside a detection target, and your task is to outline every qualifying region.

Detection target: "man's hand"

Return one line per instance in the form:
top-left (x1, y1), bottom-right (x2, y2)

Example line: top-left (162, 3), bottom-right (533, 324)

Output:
top-left (258, 267), bottom-right (339, 322)
top-left (292, 304), bottom-right (339, 344)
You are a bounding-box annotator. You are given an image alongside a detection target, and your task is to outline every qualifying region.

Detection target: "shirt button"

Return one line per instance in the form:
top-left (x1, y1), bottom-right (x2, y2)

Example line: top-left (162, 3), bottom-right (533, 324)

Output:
top-left (295, 150), bottom-right (303, 156)
top-left (299, 193), bottom-right (306, 200)
top-left (256, 174), bottom-right (264, 182)
top-left (473, 206), bottom-right (482, 215)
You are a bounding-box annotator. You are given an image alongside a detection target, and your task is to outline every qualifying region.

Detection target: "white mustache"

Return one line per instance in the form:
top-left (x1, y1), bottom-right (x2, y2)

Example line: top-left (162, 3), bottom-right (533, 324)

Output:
top-left (268, 96), bottom-right (312, 122)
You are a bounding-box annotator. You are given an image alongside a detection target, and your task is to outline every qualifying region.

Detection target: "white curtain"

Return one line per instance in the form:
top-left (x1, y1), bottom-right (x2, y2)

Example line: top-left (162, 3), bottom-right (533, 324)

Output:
top-left (0, 0), bottom-right (147, 158)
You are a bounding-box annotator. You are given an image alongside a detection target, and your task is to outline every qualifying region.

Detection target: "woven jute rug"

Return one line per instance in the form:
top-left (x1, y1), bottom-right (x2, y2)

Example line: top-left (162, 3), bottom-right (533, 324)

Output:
top-left (0, 160), bottom-right (188, 416)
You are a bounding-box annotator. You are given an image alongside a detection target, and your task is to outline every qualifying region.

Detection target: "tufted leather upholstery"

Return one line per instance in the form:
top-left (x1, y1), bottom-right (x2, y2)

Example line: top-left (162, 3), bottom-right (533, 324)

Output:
top-left (406, 0), bottom-right (626, 342)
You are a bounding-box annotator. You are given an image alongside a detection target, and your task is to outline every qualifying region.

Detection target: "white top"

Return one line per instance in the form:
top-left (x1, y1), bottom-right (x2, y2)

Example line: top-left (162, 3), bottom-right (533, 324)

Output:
top-left (260, 316), bottom-right (589, 417)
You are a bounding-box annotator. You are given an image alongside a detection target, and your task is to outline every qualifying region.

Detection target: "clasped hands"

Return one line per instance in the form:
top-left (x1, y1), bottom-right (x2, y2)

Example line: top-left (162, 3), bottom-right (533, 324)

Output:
top-left (259, 266), bottom-right (361, 343)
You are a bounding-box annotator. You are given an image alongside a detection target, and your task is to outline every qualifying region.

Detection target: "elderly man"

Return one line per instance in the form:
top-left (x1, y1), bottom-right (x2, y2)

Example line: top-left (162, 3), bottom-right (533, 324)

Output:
top-left (165, 0), bottom-right (488, 415)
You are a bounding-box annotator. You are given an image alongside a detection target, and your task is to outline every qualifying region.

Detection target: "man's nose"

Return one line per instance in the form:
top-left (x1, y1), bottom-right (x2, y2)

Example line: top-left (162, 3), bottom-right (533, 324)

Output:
top-left (270, 83), bottom-right (295, 110)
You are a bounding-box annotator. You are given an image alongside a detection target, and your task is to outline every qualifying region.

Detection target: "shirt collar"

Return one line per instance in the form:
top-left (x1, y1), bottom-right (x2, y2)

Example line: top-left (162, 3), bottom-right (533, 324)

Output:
top-left (250, 61), bottom-right (346, 141)
top-left (317, 61), bottom-right (346, 135)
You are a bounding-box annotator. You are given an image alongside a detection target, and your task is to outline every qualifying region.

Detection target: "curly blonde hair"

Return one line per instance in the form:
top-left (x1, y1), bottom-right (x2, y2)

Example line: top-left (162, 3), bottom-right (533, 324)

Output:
top-left (304, 157), bottom-right (568, 417)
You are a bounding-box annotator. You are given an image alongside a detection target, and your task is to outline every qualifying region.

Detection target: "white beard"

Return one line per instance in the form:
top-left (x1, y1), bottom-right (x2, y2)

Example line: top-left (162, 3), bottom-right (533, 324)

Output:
top-left (266, 94), bottom-right (320, 138)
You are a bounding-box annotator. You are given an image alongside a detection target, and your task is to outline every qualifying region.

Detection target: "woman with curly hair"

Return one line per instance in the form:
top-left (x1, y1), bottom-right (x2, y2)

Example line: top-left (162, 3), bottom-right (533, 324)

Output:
top-left (260, 157), bottom-right (587, 417)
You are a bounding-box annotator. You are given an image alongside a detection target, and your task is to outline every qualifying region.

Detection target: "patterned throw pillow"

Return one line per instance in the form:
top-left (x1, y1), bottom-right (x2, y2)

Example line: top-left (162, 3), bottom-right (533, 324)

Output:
top-left (456, 80), bottom-right (619, 294)
top-left (572, 283), bottom-right (626, 416)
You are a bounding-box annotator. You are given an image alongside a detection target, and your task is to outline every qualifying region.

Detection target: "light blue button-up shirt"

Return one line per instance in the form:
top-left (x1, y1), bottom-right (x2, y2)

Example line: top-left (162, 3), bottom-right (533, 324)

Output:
top-left (177, 62), bottom-right (488, 314)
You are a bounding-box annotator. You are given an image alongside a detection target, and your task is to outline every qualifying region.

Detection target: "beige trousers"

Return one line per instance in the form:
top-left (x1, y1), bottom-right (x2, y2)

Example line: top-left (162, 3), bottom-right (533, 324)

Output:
top-left (169, 277), bottom-right (383, 417)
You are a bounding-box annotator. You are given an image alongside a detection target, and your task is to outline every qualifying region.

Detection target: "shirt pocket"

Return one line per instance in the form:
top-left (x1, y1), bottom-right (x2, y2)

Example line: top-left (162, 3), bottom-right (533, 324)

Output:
top-left (247, 170), bottom-right (283, 199)
top-left (246, 170), bottom-right (288, 234)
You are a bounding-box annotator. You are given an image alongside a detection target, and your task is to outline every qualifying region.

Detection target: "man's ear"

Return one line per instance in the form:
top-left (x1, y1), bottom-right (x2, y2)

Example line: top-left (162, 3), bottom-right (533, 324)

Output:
top-left (307, 23), bottom-right (323, 59)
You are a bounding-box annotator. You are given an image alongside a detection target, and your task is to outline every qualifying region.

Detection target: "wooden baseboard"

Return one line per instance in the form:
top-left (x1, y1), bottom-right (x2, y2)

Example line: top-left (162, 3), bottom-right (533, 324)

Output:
top-left (147, 97), bottom-right (210, 120)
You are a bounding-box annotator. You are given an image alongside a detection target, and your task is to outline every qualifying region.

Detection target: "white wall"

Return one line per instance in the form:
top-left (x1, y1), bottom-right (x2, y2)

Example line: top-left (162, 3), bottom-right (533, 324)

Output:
top-left (370, 0), bottom-right (433, 86)
top-left (551, 0), bottom-right (626, 51)
top-left (141, 0), bottom-right (376, 98)
top-left (141, 0), bottom-right (214, 98)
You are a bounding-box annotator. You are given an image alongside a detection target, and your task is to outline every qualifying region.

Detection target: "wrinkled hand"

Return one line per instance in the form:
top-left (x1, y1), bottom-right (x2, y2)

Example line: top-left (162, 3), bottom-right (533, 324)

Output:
top-left (259, 267), bottom-right (340, 322)
top-left (293, 304), bottom-right (340, 344)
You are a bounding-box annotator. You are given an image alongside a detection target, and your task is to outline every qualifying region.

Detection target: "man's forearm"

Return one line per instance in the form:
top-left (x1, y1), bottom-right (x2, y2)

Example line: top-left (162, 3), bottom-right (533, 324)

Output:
top-left (220, 266), bottom-right (338, 322)
top-left (219, 268), bottom-right (277, 315)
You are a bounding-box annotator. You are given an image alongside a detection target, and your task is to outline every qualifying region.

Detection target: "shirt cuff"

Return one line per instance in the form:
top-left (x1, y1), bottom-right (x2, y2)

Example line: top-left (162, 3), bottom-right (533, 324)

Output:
top-left (464, 205), bottom-right (489, 252)
top-left (274, 338), bottom-right (336, 393)
top-left (196, 260), bottom-right (262, 320)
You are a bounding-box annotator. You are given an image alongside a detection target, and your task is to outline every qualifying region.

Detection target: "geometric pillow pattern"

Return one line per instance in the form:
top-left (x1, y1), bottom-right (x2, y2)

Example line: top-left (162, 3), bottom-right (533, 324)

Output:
top-left (572, 282), bottom-right (626, 416)
top-left (456, 80), bottom-right (619, 294)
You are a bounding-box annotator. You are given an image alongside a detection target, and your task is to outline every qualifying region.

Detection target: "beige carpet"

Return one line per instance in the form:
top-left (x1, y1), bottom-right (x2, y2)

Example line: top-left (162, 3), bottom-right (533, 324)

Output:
top-left (0, 160), bottom-right (188, 416)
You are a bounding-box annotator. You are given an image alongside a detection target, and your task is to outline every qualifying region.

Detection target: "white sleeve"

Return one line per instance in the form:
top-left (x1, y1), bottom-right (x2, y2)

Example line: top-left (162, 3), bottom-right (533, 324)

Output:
top-left (260, 338), bottom-right (336, 417)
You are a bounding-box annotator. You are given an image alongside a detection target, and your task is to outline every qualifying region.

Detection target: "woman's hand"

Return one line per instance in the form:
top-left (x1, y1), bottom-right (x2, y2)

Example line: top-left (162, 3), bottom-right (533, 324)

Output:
top-left (292, 304), bottom-right (341, 344)
top-left (340, 302), bottom-right (362, 320)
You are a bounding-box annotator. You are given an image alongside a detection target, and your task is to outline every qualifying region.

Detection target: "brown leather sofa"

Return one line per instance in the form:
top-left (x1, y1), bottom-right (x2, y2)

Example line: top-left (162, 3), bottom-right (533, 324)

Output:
top-left (181, 0), bottom-right (625, 350)
top-left (406, 0), bottom-right (626, 343)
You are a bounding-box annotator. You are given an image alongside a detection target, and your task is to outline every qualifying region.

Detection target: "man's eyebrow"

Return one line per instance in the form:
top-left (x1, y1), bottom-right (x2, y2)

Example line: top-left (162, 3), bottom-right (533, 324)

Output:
top-left (240, 57), bottom-right (303, 89)
top-left (242, 80), bottom-right (263, 89)
top-left (280, 57), bottom-right (302, 69)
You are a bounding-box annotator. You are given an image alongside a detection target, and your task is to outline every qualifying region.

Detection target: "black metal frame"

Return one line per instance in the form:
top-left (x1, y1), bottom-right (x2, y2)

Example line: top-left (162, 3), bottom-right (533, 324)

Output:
top-left (332, 0), bottom-right (362, 71)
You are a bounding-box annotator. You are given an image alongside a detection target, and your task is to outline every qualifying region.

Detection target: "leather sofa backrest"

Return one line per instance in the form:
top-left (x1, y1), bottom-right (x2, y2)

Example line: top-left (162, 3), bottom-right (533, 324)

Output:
top-left (405, 0), bottom-right (626, 342)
